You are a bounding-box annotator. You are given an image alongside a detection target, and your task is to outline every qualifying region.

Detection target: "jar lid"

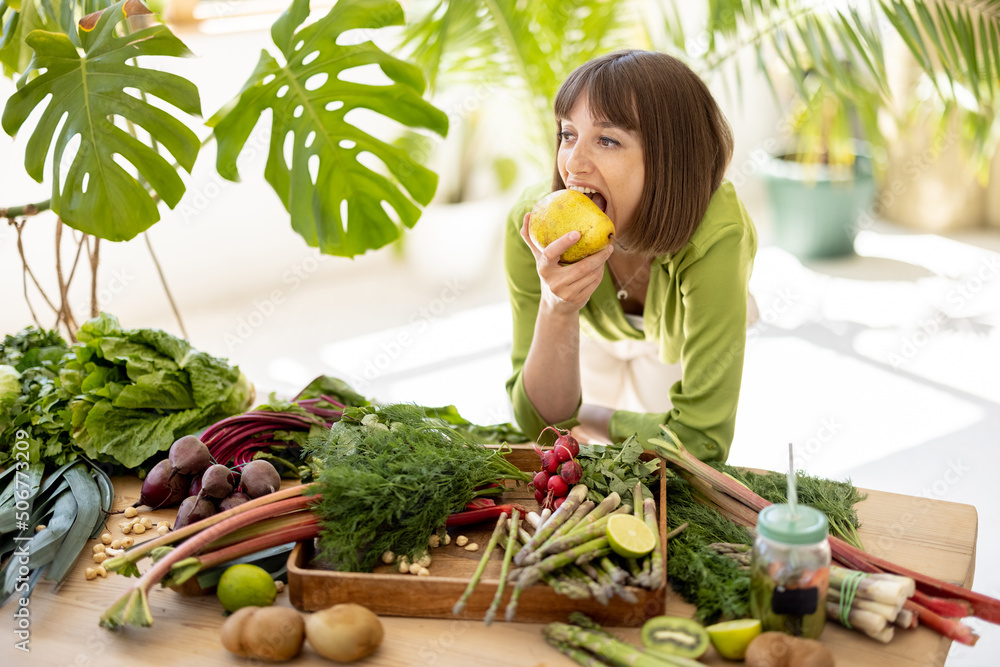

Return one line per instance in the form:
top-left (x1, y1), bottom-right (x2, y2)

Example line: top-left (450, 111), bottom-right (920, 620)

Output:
top-left (757, 504), bottom-right (829, 545)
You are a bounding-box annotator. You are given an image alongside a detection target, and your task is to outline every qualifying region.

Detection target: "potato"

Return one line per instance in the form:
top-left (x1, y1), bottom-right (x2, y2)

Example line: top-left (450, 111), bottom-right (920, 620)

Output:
top-left (220, 605), bottom-right (305, 662)
top-left (744, 632), bottom-right (835, 667)
top-left (305, 603), bottom-right (384, 662)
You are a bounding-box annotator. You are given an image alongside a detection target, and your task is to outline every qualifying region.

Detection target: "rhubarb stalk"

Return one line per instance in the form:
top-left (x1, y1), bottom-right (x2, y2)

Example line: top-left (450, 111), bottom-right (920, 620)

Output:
top-left (100, 494), bottom-right (315, 629)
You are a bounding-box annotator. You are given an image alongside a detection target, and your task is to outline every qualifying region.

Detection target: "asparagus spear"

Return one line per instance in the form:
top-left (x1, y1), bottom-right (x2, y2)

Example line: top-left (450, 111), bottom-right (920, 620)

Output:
top-left (452, 512), bottom-right (507, 615)
top-left (544, 638), bottom-right (614, 667)
top-left (538, 507), bottom-right (629, 558)
top-left (514, 484), bottom-right (588, 566)
top-left (643, 497), bottom-right (663, 588)
top-left (543, 623), bottom-right (704, 667)
top-left (525, 495), bottom-right (620, 565)
top-left (484, 509), bottom-right (519, 625)
top-left (515, 536), bottom-right (611, 589)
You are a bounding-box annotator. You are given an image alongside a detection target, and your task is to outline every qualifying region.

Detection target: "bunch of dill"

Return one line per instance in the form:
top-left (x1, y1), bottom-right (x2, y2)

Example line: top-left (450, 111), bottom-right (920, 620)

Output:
top-left (305, 404), bottom-right (528, 572)
top-left (666, 472), bottom-right (753, 623)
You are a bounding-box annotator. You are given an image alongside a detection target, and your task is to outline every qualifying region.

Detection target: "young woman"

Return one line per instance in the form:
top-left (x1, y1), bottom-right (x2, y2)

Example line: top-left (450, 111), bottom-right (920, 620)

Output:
top-left (504, 50), bottom-right (757, 463)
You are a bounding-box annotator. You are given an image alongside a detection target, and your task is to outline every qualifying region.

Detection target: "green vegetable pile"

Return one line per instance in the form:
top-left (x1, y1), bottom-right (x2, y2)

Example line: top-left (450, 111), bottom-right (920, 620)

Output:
top-left (575, 436), bottom-right (661, 508)
top-left (306, 404), bottom-right (531, 572)
top-left (1, 313), bottom-right (253, 472)
top-left (0, 327), bottom-right (74, 469)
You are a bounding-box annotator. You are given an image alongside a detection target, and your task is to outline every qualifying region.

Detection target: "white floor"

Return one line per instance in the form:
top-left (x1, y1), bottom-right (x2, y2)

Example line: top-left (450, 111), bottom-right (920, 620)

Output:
top-left (1, 15), bottom-right (998, 666)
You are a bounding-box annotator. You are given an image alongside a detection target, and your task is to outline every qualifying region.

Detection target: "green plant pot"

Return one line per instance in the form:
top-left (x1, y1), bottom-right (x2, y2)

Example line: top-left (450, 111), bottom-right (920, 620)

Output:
top-left (758, 152), bottom-right (876, 260)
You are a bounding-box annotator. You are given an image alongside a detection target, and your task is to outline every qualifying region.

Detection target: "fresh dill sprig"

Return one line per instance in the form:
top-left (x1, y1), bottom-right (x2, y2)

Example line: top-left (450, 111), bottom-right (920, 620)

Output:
top-left (305, 404), bottom-right (530, 572)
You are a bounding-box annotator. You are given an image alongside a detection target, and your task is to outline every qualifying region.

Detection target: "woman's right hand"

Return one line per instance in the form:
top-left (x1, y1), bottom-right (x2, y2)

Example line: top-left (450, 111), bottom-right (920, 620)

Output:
top-left (520, 212), bottom-right (613, 314)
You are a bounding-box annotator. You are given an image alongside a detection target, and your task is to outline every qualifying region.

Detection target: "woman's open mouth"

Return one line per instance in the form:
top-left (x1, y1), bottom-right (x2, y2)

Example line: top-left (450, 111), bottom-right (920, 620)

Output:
top-left (568, 185), bottom-right (608, 213)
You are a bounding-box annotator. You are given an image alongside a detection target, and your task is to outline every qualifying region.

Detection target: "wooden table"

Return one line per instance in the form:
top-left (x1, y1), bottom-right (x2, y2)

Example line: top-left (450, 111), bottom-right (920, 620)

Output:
top-left (3, 477), bottom-right (979, 666)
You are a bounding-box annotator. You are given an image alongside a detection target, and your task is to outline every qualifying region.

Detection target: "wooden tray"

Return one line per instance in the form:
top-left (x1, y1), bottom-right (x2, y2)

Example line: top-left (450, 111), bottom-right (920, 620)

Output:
top-left (287, 444), bottom-right (667, 626)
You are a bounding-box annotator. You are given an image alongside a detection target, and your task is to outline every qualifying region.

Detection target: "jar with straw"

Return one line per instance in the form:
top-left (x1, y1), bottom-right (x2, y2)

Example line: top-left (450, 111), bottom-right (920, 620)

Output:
top-left (749, 444), bottom-right (832, 638)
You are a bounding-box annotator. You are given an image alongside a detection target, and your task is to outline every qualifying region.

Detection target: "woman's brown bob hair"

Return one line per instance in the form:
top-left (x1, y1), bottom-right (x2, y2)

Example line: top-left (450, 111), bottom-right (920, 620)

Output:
top-left (552, 50), bottom-right (734, 255)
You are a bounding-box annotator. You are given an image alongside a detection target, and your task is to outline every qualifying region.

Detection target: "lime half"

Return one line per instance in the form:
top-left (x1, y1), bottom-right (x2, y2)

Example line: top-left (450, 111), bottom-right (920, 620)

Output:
top-left (216, 563), bottom-right (277, 613)
top-left (605, 514), bottom-right (656, 559)
top-left (705, 618), bottom-right (762, 660)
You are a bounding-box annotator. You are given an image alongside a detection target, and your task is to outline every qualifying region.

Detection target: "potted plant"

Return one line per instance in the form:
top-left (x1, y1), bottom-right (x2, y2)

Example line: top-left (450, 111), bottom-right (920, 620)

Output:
top-left (0, 0), bottom-right (448, 339)
top-left (654, 0), bottom-right (1000, 258)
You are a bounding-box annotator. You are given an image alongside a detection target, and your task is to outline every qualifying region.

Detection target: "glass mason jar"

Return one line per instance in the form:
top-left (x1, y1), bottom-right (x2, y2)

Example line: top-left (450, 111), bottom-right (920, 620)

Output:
top-left (749, 503), bottom-right (831, 638)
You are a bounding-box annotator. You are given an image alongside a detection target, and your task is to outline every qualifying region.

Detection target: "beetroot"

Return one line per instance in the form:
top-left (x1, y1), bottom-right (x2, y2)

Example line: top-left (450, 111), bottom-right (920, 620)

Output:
top-left (200, 464), bottom-right (235, 499)
top-left (559, 459), bottom-right (583, 485)
top-left (239, 460), bottom-right (281, 498)
top-left (217, 492), bottom-right (251, 512)
top-left (136, 459), bottom-right (189, 509)
top-left (174, 495), bottom-right (216, 529)
top-left (189, 475), bottom-right (203, 497)
top-left (168, 435), bottom-right (213, 476)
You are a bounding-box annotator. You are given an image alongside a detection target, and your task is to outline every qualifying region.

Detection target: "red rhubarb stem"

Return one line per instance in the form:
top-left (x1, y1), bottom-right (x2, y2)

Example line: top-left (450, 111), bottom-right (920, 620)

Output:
top-left (905, 600), bottom-right (980, 646)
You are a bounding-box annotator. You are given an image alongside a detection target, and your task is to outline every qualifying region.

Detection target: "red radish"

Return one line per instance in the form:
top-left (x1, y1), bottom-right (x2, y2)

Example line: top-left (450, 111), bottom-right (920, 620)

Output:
top-left (559, 459), bottom-right (583, 485)
top-left (532, 470), bottom-right (550, 490)
top-left (547, 475), bottom-right (569, 498)
top-left (541, 450), bottom-right (559, 474)
top-left (534, 488), bottom-right (546, 504)
top-left (553, 444), bottom-right (573, 463)
top-left (553, 496), bottom-right (567, 509)
top-left (554, 432), bottom-right (579, 458)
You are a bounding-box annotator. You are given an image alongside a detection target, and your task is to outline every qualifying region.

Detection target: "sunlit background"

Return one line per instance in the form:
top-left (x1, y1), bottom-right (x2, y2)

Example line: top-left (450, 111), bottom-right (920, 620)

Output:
top-left (2, 1), bottom-right (999, 663)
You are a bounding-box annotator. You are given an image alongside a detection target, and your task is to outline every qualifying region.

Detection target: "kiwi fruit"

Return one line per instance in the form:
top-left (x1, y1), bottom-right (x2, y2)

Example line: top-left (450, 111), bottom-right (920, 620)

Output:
top-left (640, 615), bottom-right (710, 659)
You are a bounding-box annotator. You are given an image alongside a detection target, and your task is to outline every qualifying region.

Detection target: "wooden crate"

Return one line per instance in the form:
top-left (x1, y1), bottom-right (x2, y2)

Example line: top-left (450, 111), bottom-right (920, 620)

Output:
top-left (287, 444), bottom-right (667, 626)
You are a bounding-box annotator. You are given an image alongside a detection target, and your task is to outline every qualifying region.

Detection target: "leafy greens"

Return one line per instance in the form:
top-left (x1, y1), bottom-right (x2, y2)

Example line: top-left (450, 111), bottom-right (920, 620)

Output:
top-left (58, 313), bottom-right (253, 469)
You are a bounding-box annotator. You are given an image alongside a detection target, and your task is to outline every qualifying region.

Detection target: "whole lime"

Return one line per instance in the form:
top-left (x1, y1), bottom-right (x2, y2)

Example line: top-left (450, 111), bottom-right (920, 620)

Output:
top-left (216, 564), bottom-right (277, 613)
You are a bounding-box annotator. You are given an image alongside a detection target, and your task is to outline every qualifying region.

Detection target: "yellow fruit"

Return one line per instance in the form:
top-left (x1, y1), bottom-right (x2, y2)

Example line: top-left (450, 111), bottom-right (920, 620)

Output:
top-left (605, 514), bottom-right (656, 559)
top-left (216, 564), bottom-right (277, 613)
top-left (529, 189), bottom-right (615, 263)
top-left (705, 618), bottom-right (762, 660)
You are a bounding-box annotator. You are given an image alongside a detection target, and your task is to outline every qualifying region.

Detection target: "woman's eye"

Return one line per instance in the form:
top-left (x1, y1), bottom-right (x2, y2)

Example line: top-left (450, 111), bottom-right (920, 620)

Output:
top-left (558, 131), bottom-right (574, 142)
top-left (600, 136), bottom-right (620, 147)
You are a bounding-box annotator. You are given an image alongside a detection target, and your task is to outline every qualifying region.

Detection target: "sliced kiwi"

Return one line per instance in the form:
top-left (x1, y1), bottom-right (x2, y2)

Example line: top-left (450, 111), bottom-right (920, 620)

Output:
top-left (640, 615), bottom-right (710, 659)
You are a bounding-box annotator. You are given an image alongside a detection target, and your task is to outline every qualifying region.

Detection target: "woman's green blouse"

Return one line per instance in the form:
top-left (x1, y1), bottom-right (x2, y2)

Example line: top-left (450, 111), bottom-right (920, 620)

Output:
top-left (503, 181), bottom-right (758, 462)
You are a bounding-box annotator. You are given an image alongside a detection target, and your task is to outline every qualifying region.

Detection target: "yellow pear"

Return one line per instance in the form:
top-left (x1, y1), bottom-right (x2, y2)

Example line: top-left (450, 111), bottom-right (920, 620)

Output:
top-left (528, 189), bottom-right (615, 263)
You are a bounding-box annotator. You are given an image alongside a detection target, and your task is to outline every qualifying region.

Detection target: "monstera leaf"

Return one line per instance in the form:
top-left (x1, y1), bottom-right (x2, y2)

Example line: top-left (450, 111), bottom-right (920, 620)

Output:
top-left (1, 0), bottom-right (201, 241)
top-left (0, 0), bottom-right (75, 76)
top-left (208, 0), bottom-right (449, 258)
